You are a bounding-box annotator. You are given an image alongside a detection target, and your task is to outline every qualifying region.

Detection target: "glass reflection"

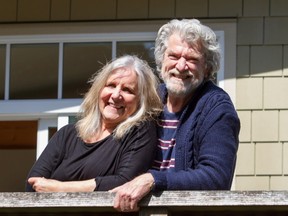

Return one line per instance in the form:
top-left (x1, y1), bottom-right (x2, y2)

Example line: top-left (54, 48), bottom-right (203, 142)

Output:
top-left (63, 42), bottom-right (112, 98)
top-left (10, 44), bottom-right (58, 99)
top-left (117, 41), bottom-right (156, 69)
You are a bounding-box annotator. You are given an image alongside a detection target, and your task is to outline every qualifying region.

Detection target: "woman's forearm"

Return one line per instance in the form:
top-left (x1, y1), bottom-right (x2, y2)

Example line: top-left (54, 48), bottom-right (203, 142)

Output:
top-left (28, 177), bottom-right (96, 192)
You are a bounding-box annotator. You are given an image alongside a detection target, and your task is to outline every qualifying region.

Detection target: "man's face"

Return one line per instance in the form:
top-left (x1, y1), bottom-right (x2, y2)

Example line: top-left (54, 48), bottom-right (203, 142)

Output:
top-left (161, 33), bottom-right (207, 97)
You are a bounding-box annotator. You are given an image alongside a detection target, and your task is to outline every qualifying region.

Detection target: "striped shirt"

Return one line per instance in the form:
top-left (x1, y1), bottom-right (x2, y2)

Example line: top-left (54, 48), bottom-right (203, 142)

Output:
top-left (152, 106), bottom-right (182, 171)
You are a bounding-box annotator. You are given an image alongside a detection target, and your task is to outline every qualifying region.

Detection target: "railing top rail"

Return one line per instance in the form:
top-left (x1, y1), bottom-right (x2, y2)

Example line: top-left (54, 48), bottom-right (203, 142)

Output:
top-left (1, 191), bottom-right (288, 208)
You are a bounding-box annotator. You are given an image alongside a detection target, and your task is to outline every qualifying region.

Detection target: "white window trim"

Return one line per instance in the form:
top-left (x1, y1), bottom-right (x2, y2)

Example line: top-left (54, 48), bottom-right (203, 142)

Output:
top-left (209, 21), bottom-right (237, 105)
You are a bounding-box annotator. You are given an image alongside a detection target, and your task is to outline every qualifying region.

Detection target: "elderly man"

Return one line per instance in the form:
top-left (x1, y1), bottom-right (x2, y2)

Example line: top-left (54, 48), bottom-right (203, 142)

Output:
top-left (111, 19), bottom-right (240, 212)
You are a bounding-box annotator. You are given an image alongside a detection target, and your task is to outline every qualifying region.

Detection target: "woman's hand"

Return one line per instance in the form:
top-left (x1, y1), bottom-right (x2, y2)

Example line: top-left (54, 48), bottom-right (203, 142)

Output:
top-left (28, 177), bottom-right (62, 192)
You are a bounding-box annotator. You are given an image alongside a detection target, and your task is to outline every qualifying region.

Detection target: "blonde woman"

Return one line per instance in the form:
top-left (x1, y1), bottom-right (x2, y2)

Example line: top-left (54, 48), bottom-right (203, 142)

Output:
top-left (26, 55), bottom-right (162, 192)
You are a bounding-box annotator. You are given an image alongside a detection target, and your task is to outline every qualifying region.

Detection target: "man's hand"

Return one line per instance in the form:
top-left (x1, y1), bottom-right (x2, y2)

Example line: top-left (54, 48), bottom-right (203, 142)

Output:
top-left (109, 173), bottom-right (154, 212)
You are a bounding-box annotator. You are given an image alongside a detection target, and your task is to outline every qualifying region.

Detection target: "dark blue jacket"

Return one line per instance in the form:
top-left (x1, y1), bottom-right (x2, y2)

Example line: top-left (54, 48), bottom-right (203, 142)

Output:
top-left (150, 80), bottom-right (240, 190)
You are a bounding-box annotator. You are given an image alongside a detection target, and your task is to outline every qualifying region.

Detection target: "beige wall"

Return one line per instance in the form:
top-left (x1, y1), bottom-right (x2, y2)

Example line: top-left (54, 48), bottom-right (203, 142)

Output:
top-left (0, 0), bottom-right (288, 191)
top-left (235, 0), bottom-right (288, 190)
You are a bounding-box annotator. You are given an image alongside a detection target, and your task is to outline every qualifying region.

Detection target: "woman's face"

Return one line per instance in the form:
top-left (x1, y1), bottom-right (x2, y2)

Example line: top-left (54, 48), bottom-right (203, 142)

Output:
top-left (99, 68), bottom-right (139, 130)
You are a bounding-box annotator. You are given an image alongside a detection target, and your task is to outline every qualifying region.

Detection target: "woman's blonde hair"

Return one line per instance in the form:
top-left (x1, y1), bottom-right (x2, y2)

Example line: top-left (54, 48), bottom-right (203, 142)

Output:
top-left (76, 55), bottom-right (162, 140)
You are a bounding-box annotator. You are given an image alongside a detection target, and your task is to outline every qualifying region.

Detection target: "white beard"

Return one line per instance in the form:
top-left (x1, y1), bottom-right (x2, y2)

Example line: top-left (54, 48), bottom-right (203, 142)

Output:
top-left (162, 69), bottom-right (203, 97)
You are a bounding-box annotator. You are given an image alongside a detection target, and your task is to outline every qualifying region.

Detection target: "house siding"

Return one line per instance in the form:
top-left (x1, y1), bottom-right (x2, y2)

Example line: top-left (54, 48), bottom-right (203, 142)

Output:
top-left (0, 0), bottom-right (287, 191)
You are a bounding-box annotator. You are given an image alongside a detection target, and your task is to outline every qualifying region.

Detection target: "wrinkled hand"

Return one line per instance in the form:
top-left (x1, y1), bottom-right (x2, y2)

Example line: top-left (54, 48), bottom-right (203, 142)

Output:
top-left (109, 173), bottom-right (154, 212)
top-left (28, 177), bottom-right (61, 192)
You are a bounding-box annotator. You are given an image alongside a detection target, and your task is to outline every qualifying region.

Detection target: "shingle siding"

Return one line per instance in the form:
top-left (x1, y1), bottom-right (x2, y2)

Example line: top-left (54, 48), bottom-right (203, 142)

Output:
top-left (0, 0), bottom-right (287, 191)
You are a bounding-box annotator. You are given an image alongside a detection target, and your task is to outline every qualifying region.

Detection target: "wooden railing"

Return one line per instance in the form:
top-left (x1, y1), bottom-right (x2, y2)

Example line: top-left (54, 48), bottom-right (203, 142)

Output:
top-left (1, 191), bottom-right (288, 216)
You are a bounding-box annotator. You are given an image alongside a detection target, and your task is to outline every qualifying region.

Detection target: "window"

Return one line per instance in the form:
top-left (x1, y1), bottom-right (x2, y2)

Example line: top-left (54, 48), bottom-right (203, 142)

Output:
top-left (63, 42), bottom-right (112, 98)
top-left (117, 41), bottom-right (156, 69)
top-left (10, 44), bottom-right (58, 99)
top-left (0, 33), bottom-right (156, 101)
top-left (0, 24), bottom-right (234, 119)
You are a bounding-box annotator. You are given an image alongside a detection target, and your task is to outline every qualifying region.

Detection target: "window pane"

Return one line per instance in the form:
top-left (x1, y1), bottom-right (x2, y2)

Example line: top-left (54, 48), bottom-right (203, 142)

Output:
top-left (0, 45), bottom-right (5, 99)
top-left (63, 42), bottom-right (112, 98)
top-left (10, 44), bottom-right (58, 99)
top-left (116, 41), bottom-right (156, 69)
top-left (69, 116), bottom-right (77, 124)
top-left (48, 127), bottom-right (57, 140)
